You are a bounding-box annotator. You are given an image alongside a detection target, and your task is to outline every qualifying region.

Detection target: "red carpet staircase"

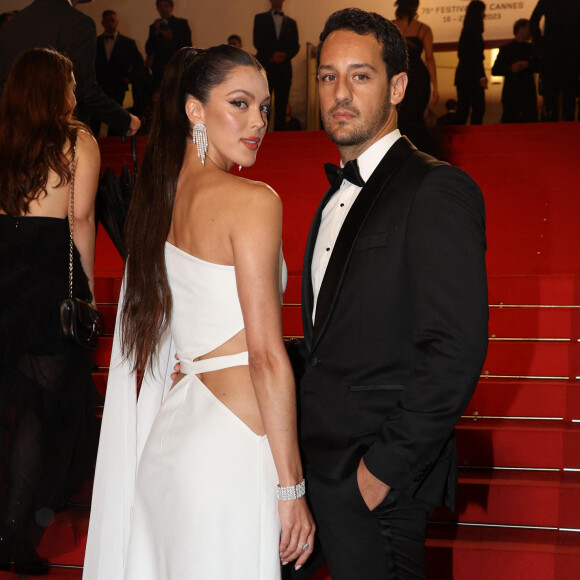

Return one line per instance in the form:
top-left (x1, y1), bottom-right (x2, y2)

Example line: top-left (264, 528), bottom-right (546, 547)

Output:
top-left (4, 124), bottom-right (579, 579)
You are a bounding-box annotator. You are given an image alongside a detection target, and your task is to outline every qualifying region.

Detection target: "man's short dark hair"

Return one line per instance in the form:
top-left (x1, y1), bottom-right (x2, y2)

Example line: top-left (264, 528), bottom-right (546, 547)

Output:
top-left (513, 18), bottom-right (529, 35)
top-left (227, 34), bottom-right (242, 45)
top-left (317, 8), bottom-right (408, 82)
top-left (102, 10), bottom-right (116, 19)
top-left (156, 0), bottom-right (174, 7)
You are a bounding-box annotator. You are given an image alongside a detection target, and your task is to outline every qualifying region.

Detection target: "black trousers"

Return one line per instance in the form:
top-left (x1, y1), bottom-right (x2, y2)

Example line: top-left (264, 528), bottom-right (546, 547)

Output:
top-left (266, 65), bottom-right (292, 131)
top-left (289, 469), bottom-right (431, 580)
top-left (456, 83), bottom-right (485, 125)
top-left (501, 99), bottom-right (538, 123)
top-left (540, 75), bottom-right (578, 122)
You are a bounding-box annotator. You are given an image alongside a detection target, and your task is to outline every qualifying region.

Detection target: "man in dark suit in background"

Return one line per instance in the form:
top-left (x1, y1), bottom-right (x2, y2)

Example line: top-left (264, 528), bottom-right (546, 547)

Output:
top-left (0, 0), bottom-right (140, 136)
top-left (290, 8), bottom-right (488, 579)
top-left (146, 0), bottom-right (192, 93)
top-left (96, 10), bottom-right (144, 107)
top-left (95, 10), bottom-right (148, 135)
top-left (530, 0), bottom-right (580, 121)
top-left (491, 19), bottom-right (539, 124)
top-left (253, 0), bottom-right (300, 130)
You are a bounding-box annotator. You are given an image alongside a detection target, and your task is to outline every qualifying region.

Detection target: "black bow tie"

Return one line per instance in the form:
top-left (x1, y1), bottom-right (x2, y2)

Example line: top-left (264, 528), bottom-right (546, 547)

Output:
top-left (103, 35), bottom-right (115, 40)
top-left (273, 10), bottom-right (284, 16)
top-left (324, 160), bottom-right (365, 190)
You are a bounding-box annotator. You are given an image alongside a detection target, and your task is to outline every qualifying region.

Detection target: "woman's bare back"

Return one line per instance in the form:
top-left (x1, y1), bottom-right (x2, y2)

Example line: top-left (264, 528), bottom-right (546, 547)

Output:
top-left (167, 162), bottom-right (281, 436)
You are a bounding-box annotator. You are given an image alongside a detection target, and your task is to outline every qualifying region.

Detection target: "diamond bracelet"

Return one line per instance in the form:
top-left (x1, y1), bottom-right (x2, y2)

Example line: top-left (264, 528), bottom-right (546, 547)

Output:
top-left (277, 479), bottom-right (306, 501)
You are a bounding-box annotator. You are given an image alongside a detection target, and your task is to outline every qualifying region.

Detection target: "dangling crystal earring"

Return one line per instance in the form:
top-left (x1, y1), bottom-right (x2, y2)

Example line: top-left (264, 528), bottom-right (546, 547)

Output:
top-left (192, 123), bottom-right (208, 166)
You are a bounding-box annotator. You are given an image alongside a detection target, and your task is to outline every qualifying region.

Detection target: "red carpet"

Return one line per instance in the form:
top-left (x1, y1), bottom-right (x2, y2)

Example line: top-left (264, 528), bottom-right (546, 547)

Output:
top-left (14, 124), bottom-right (579, 579)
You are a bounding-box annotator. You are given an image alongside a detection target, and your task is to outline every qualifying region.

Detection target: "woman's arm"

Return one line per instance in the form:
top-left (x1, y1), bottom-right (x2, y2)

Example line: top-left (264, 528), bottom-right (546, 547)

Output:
top-left (231, 182), bottom-right (314, 569)
top-left (71, 129), bottom-right (100, 301)
top-left (422, 24), bottom-right (439, 105)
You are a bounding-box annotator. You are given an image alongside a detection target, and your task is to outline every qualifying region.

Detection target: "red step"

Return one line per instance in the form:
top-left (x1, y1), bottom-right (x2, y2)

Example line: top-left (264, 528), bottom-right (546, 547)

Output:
top-left (97, 304), bottom-right (117, 335)
top-left (487, 275), bottom-right (580, 308)
top-left (433, 469), bottom-right (561, 528)
top-left (482, 340), bottom-right (573, 379)
top-left (425, 525), bottom-right (580, 580)
top-left (456, 418), bottom-right (564, 469)
top-left (93, 272), bottom-right (122, 303)
top-left (466, 379), bottom-right (567, 419)
top-left (489, 306), bottom-right (575, 339)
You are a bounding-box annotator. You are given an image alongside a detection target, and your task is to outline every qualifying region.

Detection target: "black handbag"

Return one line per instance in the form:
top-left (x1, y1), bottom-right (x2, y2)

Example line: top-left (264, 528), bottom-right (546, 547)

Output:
top-left (59, 141), bottom-right (104, 350)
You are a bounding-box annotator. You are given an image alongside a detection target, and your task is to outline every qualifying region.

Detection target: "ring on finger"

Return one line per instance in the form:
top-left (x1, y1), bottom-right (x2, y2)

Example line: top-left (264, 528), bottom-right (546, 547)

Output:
top-left (301, 543), bottom-right (309, 551)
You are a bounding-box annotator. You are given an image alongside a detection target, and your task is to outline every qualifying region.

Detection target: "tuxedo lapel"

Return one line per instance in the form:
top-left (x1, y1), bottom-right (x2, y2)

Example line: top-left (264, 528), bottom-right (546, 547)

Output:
top-left (109, 37), bottom-right (119, 63)
top-left (96, 36), bottom-right (106, 60)
top-left (110, 35), bottom-right (127, 64)
top-left (311, 137), bottom-right (415, 348)
top-left (266, 13), bottom-right (277, 43)
top-left (301, 184), bottom-right (338, 350)
top-left (280, 16), bottom-right (291, 40)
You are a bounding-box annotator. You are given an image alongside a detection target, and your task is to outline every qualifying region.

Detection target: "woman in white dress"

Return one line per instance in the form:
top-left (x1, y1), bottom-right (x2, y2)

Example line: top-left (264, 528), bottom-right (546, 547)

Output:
top-left (84, 45), bottom-right (314, 580)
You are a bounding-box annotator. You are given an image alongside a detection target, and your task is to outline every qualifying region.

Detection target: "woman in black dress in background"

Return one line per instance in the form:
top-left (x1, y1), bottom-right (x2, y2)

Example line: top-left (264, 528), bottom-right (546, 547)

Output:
top-left (0, 48), bottom-right (100, 575)
top-left (393, 0), bottom-right (439, 154)
top-left (455, 0), bottom-right (488, 125)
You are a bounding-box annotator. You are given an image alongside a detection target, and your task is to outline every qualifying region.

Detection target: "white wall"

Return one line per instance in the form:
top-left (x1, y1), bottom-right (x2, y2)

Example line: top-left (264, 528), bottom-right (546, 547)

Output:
top-left (3, 1), bottom-right (539, 125)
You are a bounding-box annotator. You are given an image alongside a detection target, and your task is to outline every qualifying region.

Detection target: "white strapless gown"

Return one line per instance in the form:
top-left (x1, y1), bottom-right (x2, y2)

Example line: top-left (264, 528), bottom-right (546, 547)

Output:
top-left (83, 243), bottom-right (287, 580)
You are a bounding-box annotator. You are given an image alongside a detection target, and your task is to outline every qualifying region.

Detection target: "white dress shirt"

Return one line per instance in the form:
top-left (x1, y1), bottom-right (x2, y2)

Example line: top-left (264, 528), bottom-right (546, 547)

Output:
top-left (104, 32), bottom-right (117, 61)
top-left (311, 129), bottom-right (401, 323)
top-left (271, 10), bottom-right (283, 39)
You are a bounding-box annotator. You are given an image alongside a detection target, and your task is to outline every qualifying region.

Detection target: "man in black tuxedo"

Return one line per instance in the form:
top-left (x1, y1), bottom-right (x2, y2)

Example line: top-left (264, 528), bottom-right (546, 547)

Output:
top-left (0, 0), bottom-right (140, 136)
top-left (146, 0), bottom-right (192, 93)
top-left (253, 0), bottom-right (300, 130)
top-left (95, 10), bottom-right (148, 135)
top-left (292, 9), bottom-right (488, 579)
top-left (96, 10), bottom-right (144, 107)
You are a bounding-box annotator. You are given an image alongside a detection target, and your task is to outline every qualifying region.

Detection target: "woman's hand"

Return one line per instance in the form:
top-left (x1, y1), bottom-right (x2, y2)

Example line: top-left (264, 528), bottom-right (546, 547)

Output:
top-left (170, 353), bottom-right (180, 381)
top-left (169, 354), bottom-right (184, 389)
top-left (278, 496), bottom-right (315, 571)
top-left (429, 87), bottom-right (439, 107)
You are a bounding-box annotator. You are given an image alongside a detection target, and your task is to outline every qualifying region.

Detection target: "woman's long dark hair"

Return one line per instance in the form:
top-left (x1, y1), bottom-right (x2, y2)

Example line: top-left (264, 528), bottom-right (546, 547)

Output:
top-left (395, 0), bottom-right (419, 23)
top-left (122, 45), bottom-right (263, 372)
top-left (0, 48), bottom-right (84, 215)
top-left (462, 1), bottom-right (486, 35)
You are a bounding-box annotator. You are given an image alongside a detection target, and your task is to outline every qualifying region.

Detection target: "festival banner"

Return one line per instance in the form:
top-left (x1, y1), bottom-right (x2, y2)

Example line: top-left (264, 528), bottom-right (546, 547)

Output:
top-left (415, 0), bottom-right (540, 46)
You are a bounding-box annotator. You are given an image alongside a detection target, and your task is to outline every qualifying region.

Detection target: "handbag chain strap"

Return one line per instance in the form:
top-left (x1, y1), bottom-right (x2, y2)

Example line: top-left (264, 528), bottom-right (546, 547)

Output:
top-left (67, 140), bottom-right (77, 299)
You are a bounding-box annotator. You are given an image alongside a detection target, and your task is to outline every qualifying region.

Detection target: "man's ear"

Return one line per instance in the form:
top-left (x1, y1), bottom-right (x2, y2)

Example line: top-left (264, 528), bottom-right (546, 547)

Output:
top-left (184, 97), bottom-right (204, 126)
top-left (389, 72), bottom-right (408, 106)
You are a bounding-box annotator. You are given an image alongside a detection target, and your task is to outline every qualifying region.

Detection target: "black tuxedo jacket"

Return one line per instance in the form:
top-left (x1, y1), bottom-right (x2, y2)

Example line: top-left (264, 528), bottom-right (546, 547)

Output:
top-left (0, 0), bottom-right (131, 133)
top-left (253, 11), bottom-right (300, 74)
top-left (299, 137), bottom-right (488, 508)
top-left (96, 33), bottom-right (144, 104)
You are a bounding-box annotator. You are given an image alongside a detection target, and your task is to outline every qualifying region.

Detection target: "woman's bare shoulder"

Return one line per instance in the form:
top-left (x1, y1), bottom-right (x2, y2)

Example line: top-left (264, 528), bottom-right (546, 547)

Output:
top-left (223, 173), bottom-right (281, 209)
top-left (221, 174), bottom-right (282, 230)
top-left (419, 20), bottom-right (433, 39)
top-left (76, 128), bottom-right (100, 156)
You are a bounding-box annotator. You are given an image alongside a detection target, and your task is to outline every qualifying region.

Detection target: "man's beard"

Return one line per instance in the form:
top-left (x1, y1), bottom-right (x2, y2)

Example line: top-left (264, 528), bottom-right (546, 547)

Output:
top-left (323, 98), bottom-right (391, 147)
